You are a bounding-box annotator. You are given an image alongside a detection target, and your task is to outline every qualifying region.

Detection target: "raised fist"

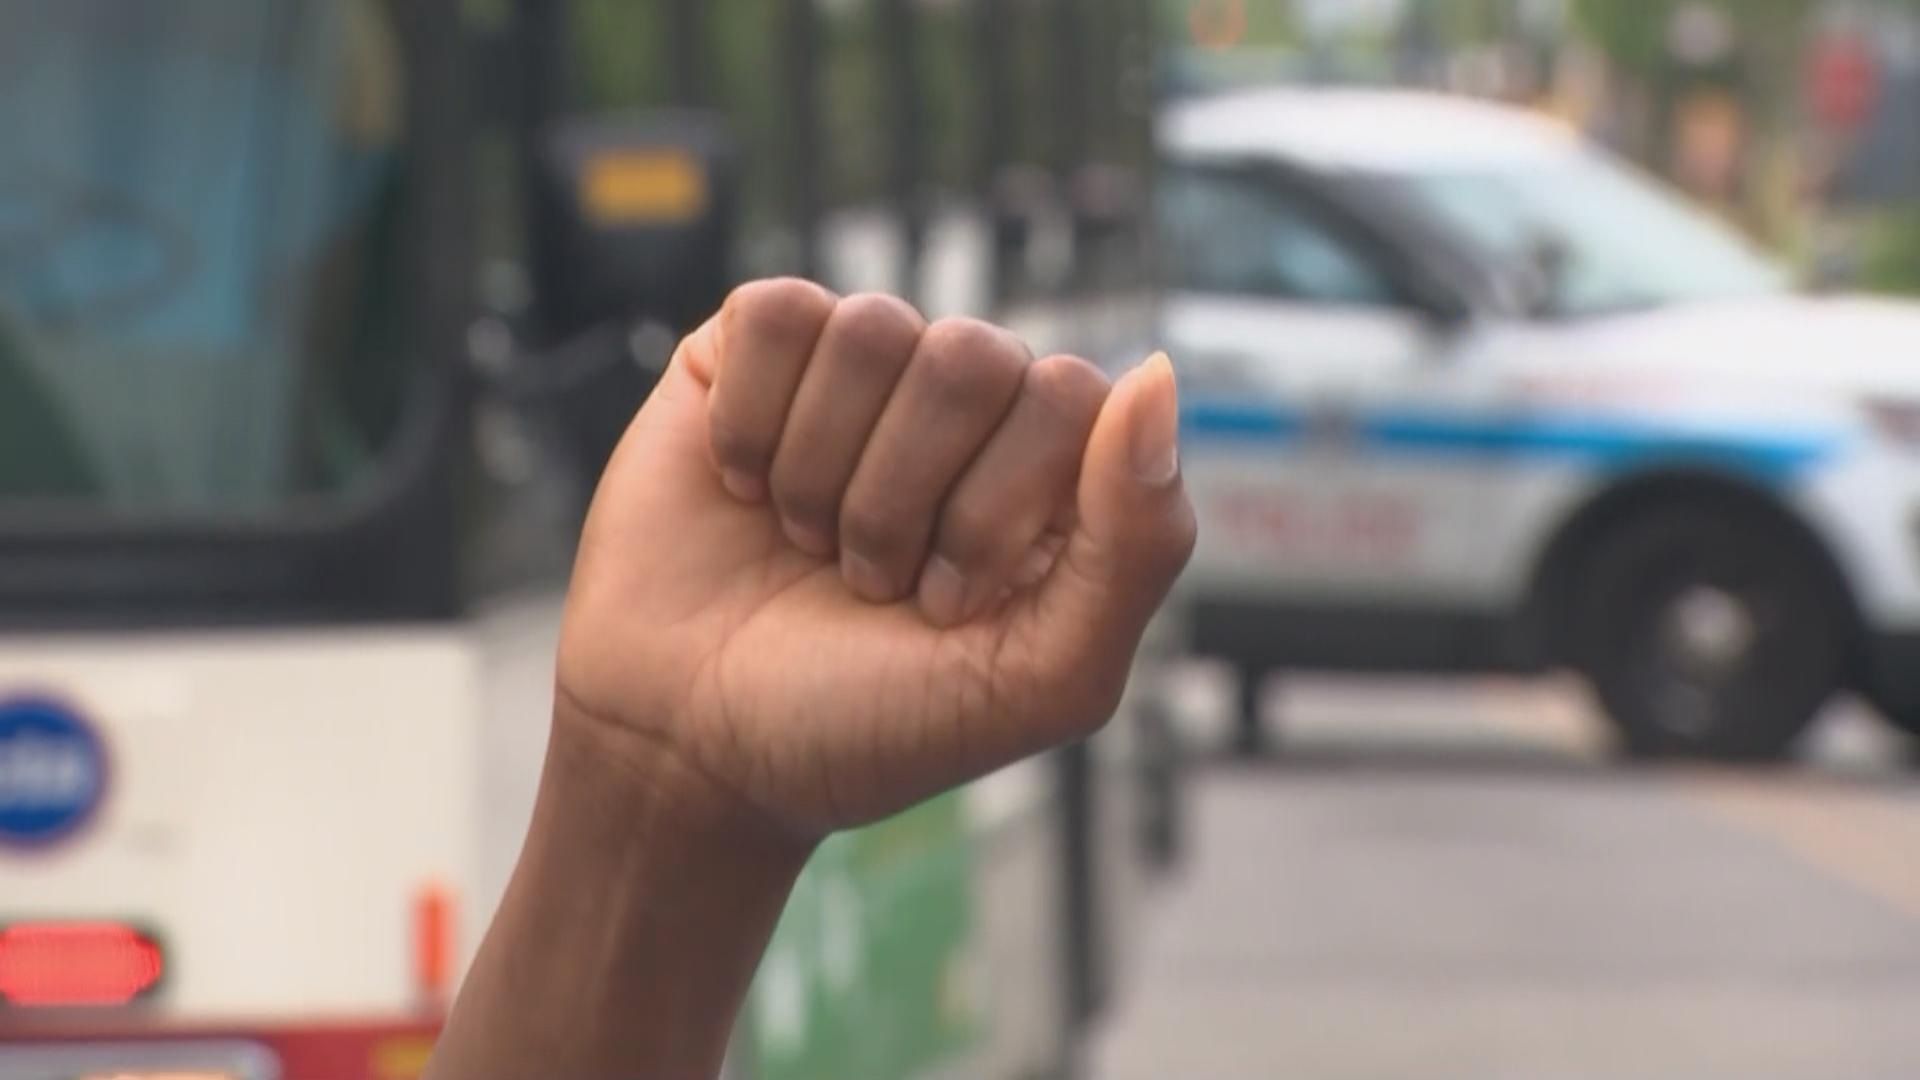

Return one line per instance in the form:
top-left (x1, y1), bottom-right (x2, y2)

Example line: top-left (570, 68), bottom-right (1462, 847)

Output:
top-left (555, 279), bottom-right (1195, 836)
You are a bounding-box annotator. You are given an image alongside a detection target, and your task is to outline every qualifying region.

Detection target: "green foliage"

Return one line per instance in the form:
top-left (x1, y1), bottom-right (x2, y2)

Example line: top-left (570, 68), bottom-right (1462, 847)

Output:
top-left (563, 0), bottom-right (1148, 221)
top-left (1157, 0), bottom-right (1298, 47)
top-left (1569, 0), bottom-right (1680, 75)
top-left (566, 1), bottom-right (986, 209)
top-left (573, 0), bottom-right (671, 106)
top-left (1862, 207), bottom-right (1920, 296)
top-left (1568, 0), bottom-right (1817, 75)
top-left (461, 0), bottom-right (510, 32)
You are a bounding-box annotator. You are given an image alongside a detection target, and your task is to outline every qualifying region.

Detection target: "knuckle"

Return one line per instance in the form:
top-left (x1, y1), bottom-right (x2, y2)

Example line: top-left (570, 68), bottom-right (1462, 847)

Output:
top-left (832, 293), bottom-right (926, 358)
top-left (726, 277), bottom-right (836, 341)
top-left (916, 319), bottom-right (1028, 404)
top-left (1024, 354), bottom-right (1111, 418)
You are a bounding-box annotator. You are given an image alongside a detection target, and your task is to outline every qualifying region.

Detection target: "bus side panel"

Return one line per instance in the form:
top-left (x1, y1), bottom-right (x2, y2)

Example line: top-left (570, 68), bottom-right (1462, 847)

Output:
top-left (0, 628), bottom-right (478, 1019)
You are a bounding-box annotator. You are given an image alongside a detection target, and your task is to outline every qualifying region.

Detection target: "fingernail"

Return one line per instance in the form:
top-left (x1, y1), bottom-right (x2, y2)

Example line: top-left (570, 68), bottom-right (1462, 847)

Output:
top-left (917, 556), bottom-right (970, 626)
top-left (783, 517), bottom-right (835, 558)
top-left (1130, 352), bottom-right (1180, 488)
top-left (843, 550), bottom-right (897, 603)
top-left (721, 467), bottom-right (767, 503)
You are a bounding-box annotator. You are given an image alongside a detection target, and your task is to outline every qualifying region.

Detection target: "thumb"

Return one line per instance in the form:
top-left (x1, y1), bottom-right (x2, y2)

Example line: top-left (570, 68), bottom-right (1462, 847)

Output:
top-left (1027, 352), bottom-right (1196, 729)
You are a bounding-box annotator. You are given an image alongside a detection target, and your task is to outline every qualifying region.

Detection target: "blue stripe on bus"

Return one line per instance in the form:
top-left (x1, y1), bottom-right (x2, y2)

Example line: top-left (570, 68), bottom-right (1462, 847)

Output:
top-left (1181, 400), bottom-right (1845, 483)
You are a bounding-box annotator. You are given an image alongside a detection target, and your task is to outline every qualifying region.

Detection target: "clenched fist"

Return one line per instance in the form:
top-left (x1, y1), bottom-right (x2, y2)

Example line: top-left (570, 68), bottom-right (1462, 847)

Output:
top-left (430, 281), bottom-right (1194, 1080)
top-left (555, 279), bottom-right (1195, 836)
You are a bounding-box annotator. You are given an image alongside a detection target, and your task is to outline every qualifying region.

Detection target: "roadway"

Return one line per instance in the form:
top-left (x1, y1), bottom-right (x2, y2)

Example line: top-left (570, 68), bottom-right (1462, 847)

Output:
top-left (1092, 673), bottom-right (1920, 1080)
top-left (701, 218), bottom-right (1920, 1078)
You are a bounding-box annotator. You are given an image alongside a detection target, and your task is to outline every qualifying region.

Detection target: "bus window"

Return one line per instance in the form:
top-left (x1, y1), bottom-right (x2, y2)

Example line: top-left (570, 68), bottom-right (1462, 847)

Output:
top-left (0, 0), bottom-right (409, 513)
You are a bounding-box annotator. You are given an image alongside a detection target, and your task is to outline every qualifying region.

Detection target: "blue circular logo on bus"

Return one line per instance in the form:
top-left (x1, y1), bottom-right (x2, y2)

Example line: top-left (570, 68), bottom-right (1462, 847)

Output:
top-left (0, 697), bottom-right (109, 850)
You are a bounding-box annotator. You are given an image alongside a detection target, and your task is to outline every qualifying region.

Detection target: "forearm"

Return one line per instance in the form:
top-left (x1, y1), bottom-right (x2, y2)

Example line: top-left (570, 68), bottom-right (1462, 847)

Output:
top-left (422, 281), bottom-right (1193, 1076)
top-left (425, 703), bottom-right (812, 1080)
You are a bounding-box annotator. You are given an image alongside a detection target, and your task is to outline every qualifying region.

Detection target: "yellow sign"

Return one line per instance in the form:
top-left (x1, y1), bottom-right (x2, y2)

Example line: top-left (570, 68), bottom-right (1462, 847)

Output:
top-left (581, 150), bottom-right (708, 226)
top-left (371, 1035), bottom-right (437, 1080)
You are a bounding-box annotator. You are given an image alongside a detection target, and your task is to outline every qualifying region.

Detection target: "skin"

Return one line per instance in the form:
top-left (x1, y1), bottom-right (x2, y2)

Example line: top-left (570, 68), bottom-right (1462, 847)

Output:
top-left (424, 280), bottom-right (1195, 1080)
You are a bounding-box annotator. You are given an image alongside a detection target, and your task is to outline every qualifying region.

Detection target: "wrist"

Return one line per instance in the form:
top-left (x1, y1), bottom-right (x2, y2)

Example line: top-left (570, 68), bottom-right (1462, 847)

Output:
top-left (429, 692), bottom-right (813, 1080)
top-left (547, 683), bottom-right (819, 870)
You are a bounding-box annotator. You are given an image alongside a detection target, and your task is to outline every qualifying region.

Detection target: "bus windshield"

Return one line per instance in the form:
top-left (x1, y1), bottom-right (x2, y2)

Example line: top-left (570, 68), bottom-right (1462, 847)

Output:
top-left (0, 0), bottom-right (412, 514)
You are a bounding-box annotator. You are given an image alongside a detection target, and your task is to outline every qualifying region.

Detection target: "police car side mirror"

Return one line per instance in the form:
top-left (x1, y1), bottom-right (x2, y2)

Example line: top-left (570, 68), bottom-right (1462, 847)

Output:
top-left (1394, 256), bottom-right (1473, 331)
top-left (1411, 283), bottom-right (1472, 332)
top-left (1513, 231), bottom-right (1572, 319)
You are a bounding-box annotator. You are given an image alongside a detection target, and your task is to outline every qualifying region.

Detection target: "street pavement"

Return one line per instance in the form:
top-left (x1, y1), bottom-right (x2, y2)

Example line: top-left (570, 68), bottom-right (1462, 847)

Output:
top-left (1092, 672), bottom-right (1920, 1080)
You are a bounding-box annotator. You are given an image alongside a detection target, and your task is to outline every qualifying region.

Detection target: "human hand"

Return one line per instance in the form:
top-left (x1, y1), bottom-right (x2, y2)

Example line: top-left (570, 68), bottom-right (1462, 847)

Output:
top-left (555, 279), bottom-right (1195, 837)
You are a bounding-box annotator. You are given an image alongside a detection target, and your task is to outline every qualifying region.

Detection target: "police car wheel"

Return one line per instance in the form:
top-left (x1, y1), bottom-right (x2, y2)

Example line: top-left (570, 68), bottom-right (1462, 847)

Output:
top-left (1235, 667), bottom-right (1275, 758)
top-left (1575, 508), bottom-right (1844, 761)
top-left (1879, 706), bottom-right (1920, 739)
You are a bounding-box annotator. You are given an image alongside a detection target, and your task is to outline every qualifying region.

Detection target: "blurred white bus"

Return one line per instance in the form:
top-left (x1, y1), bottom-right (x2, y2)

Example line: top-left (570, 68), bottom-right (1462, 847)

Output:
top-left (0, 3), bottom-right (1171, 1079)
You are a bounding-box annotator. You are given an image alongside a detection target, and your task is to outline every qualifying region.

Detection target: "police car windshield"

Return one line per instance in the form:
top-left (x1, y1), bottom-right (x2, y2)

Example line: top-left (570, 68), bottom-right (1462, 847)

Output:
top-left (0, 0), bottom-right (411, 514)
top-left (1388, 152), bottom-right (1789, 317)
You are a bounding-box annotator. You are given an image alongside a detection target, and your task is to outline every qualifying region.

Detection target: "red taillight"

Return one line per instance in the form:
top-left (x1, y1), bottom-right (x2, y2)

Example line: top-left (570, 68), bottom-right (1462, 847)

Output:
top-left (0, 922), bottom-right (163, 1006)
top-left (411, 883), bottom-right (454, 1013)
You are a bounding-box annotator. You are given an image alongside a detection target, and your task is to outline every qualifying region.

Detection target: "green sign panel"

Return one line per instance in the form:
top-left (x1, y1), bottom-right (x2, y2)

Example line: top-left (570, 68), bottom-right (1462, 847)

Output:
top-left (744, 792), bottom-right (982, 1080)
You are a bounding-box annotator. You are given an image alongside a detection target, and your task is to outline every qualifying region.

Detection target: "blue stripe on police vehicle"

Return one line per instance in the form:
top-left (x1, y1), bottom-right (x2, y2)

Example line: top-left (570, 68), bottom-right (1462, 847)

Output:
top-left (1181, 399), bottom-right (1847, 485)
top-left (0, 696), bottom-right (110, 850)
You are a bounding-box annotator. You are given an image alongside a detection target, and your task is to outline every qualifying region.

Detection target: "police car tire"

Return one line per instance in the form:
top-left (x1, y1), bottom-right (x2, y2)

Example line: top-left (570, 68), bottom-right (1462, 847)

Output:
top-left (1574, 506), bottom-right (1844, 761)
top-left (1880, 708), bottom-right (1920, 739)
top-left (1235, 667), bottom-right (1274, 757)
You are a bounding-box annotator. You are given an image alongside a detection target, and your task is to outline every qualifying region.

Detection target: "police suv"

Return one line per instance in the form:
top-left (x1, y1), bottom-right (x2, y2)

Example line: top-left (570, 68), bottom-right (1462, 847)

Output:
top-left (1163, 88), bottom-right (1920, 760)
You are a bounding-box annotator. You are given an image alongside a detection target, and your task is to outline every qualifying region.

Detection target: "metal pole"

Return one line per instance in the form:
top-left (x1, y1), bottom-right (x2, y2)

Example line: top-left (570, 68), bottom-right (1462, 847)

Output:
top-left (1090, 0), bottom-right (1128, 160)
top-left (514, 0), bottom-right (570, 340)
top-left (514, 0), bottom-right (568, 119)
top-left (1051, 0), bottom-right (1089, 293)
top-left (1057, 740), bottom-right (1103, 1035)
top-left (785, 0), bottom-right (822, 280)
top-left (975, 0), bottom-right (1009, 192)
top-left (1112, 0), bottom-right (1155, 166)
top-left (975, 0), bottom-right (1016, 307)
top-left (1129, 0), bottom-right (1160, 294)
top-left (1050, 0), bottom-right (1088, 177)
top-left (1043, 1), bottom-right (1105, 1031)
top-left (666, 0), bottom-right (707, 107)
top-left (879, 0), bottom-right (924, 305)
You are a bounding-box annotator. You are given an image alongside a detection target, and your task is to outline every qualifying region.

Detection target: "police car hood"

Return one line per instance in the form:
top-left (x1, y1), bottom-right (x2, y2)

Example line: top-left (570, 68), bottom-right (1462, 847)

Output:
top-left (1576, 293), bottom-right (1920, 394)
